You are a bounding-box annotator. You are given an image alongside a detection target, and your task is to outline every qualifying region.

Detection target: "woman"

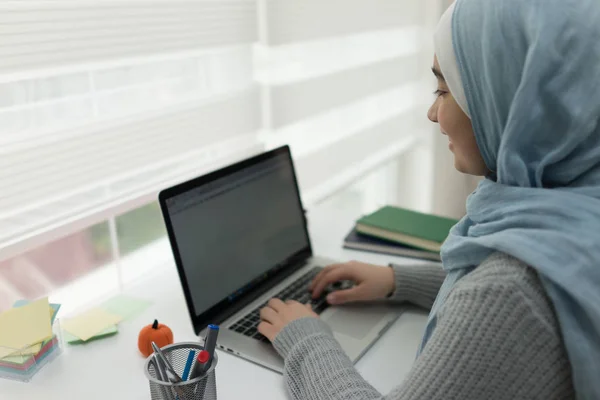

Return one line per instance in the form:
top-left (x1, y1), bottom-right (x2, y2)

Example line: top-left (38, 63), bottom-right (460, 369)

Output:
top-left (258, 0), bottom-right (600, 398)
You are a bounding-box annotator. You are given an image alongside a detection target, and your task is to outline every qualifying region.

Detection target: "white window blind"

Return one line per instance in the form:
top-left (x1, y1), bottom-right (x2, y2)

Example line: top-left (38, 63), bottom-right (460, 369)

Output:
top-left (0, 0), bottom-right (262, 261)
top-left (1, 0), bottom-right (435, 262)
top-left (256, 0), bottom-right (429, 207)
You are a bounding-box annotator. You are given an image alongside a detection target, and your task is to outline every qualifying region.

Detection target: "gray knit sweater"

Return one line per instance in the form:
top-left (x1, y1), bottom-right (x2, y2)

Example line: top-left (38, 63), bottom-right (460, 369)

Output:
top-left (273, 253), bottom-right (575, 399)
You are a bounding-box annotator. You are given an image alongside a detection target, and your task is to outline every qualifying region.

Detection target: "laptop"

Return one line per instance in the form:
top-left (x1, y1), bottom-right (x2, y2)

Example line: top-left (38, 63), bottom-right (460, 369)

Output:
top-left (158, 145), bottom-right (401, 373)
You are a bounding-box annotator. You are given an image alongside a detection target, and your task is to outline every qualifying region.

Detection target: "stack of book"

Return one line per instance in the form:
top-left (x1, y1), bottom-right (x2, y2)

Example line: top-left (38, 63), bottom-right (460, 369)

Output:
top-left (344, 206), bottom-right (459, 261)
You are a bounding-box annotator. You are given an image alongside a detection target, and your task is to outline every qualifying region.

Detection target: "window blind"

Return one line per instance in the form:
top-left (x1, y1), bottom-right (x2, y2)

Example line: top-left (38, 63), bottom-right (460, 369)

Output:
top-left (1, 0), bottom-right (434, 261)
top-left (0, 0), bottom-right (262, 261)
top-left (257, 0), bottom-right (429, 207)
top-left (0, 1), bottom-right (258, 74)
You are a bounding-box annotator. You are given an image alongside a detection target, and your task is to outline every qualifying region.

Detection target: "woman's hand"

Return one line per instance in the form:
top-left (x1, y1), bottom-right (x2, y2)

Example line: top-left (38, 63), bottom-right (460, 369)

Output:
top-left (310, 261), bottom-right (395, 305)
top-left (258, 298), bottom-right (318, 342)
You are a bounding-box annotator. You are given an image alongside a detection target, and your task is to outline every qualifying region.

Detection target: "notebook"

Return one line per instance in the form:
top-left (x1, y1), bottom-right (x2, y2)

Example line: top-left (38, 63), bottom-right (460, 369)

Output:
top-left (355, 206), bottom-right (458, 252)
top-left (344, 228), bottom-right (441, 261)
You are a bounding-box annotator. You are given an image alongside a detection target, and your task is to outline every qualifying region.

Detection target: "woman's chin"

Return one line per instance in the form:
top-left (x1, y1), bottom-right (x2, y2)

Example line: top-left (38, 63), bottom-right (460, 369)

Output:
top-left (454, 159), bottom-right (485, 176)
top-left (453, 158), bottom-right (469, 174)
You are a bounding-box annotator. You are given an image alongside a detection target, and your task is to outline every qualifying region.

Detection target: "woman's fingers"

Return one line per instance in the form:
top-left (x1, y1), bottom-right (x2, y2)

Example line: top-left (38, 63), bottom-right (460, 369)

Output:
top-left (311, 266), bottom-right (356, 298)
top-left (309, 264), bottom-right (340, 290)
top-left (257, 321), bottom-right (277, 342)
top-left (267, 298), bottom-right (287, 312)
top-left (326, 286), bottom-right (363, 305)
top-left (260, 305), bottom-right (280, 324)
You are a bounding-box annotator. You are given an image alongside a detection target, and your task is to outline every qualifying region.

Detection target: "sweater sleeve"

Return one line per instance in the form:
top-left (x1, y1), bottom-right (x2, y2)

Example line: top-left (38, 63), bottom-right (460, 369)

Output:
top-left (272, 258), bottom-right (573, 400)
top-left (386, 263), bottom-right (445, 310)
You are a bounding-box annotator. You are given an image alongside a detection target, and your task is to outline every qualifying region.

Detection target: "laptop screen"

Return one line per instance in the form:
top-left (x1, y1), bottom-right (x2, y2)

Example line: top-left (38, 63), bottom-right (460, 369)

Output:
top-left (163, 148), bottom-right (310, 319)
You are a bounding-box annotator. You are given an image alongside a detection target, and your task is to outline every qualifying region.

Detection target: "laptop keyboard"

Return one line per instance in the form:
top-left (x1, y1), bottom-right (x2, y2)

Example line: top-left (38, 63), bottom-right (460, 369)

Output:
top-left (229, 266), bottom-right (353, 343)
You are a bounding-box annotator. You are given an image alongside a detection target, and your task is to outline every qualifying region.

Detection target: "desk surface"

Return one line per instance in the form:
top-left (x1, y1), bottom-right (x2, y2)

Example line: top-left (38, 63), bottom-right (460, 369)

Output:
top-left (0, 204), bottom-right (429, 400)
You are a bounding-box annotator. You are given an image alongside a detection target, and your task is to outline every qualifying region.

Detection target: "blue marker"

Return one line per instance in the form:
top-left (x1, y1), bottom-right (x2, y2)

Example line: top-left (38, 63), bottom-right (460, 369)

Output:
top-left (181, 350), bottom-right (196, 380)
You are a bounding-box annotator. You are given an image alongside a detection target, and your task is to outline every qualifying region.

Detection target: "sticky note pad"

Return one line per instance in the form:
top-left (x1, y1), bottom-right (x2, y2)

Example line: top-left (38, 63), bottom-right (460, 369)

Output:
top-left (11, 342), bottom-right (42, 357)
top-left (63, 325), bottom-right (118, 344)
top-left (0, 337), bottom-right (58, 368)
top-left (101, 295), bottom-right (151, 322)
top-left (0, 342), bottom-right (41, 364)
top-left (0, 338), bottom-right (51, 364)
top-left (13, 300), bottom-right (61, 325)
top-left (0, 298), bottom-right (53, 359)
top-left (62, 308), bottom-right (122, 341)
top-left (0, 352), bottom-right (32, 366)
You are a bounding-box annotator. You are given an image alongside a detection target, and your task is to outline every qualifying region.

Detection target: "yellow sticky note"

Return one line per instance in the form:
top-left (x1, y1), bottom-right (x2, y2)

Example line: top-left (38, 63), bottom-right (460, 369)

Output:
top-left (13, 342), bottom-right (43, 356)
top-left (0, 303), bottom-right (56, 360)
top-left (0, 298), bottom-right (52, 359)
top-left (62, 308), bottom-right (122, 341)
top-left (1, 352), bottom-right (32, 365)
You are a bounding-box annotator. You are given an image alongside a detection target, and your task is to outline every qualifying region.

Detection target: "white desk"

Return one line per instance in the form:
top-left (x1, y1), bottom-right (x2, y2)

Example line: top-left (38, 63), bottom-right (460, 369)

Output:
top-left (0, 204), bottom-right (429, 400)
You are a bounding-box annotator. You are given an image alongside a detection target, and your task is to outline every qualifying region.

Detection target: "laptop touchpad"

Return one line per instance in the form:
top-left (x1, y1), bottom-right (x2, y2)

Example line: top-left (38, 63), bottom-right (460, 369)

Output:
top-left (326, 308), bottom-right (385, 340)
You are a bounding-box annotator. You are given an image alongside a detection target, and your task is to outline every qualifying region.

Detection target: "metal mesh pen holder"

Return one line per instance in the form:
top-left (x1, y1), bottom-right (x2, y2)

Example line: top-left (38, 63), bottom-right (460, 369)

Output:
top-left (144, 342), bottom-right (217, 400)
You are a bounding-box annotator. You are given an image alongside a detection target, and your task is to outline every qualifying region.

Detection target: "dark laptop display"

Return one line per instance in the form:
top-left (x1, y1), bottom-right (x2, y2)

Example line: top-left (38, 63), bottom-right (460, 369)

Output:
top-left (159, 146), bottom-right (312, 334)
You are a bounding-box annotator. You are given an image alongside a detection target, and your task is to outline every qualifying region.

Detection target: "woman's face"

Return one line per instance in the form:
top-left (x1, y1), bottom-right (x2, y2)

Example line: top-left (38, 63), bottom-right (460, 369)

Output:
top-left (428, 56), bottom-right (488, 176)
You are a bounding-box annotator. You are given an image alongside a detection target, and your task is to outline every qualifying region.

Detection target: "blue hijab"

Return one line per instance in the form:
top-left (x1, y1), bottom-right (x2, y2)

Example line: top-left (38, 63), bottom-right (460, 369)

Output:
top-left (422, 0), bottom-right (600, 398)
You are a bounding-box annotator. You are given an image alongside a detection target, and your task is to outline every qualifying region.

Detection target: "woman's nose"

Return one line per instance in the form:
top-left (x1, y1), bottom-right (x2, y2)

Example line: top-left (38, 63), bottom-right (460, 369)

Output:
top-left (428, 102), bottom-right (438, 123)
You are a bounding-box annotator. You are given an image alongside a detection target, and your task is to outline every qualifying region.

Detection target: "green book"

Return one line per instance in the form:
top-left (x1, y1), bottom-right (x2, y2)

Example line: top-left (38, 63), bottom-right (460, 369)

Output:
top-left (355, 206), bottom-right (459, 252)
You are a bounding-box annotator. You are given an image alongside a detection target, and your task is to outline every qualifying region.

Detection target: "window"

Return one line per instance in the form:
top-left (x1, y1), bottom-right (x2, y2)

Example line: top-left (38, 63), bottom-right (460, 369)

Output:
top-left (320, 160), bottom-right (402, 217)
top-left (116, 203), bottom-right (171, 284)
top-left (257, 1), bottom-right (426, 207)
top-left (0, 202), bottom-right (173, 312)
top-left (0, 1), bottom-right (262, 269)
top-left (116, 203), bottom-right (166, 257)
top-left (0, 222), bottom-right (113, 312)
top-left (0, 0), bottom-right (438, 310)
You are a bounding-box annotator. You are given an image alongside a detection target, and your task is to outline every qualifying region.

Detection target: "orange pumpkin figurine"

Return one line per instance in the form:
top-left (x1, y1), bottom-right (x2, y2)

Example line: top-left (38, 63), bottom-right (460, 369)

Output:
top-left (138, 319), bottom-right (174, 357)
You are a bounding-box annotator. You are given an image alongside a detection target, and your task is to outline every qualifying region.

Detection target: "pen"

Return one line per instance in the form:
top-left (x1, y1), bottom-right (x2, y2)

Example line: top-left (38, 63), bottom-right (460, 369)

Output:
top-left (203, 324), bottom-right (219, 368)
top-left (151, 354), bottom-right (175, 400)
top-left (182, 350), bottom-right (196, 381)
top-left (152, 342), bottom-right (182, 383)
top-left (151, 355), bottom-right (168, 382)
top-left (152, 342), bottom-right (182, 400)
